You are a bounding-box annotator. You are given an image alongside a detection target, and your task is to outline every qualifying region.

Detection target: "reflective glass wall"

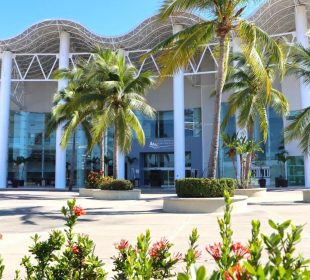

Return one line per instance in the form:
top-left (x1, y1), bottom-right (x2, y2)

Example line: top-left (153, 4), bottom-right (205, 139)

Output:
top-left (8, 111), bottom-right (103, 187)
top-left (218, 105), bottom-right (304, 186)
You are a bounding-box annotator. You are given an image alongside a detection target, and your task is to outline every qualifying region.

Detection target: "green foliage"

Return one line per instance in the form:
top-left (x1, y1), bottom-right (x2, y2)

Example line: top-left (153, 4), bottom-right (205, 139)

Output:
top-left (112, 230), bottom-right (180, 279)
top-left (86, 171), bottom-right (114, 189)
top-left (16, 199), bottom-right (107, 280)
top-left (222, 132), bottom-right (263, 188)
top-left (285, 45), bottom-right (310, 154)
top-left (147, 0), bottom-right (284, 178)
top-left (100, 179), bottom-right (133, 191)
top-left (0, 256), bottom-right (4, 280)
top-left (175, 178), bottom-right (236, 198)
top-left (181, 228), bottom-right (201, 277)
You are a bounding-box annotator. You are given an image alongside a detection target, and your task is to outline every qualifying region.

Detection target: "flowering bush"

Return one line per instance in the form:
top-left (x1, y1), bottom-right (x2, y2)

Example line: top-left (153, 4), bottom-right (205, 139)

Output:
top-left (86, 171), bottom-right (113, 189)
top-left (0, 193), bottom-right (309, 279)
top-left (14, 199), bottom-right (107, 280)
top-left (112, 230), bottom-right (181, 279)
top-left (179, 192), bottom-right (310, 280)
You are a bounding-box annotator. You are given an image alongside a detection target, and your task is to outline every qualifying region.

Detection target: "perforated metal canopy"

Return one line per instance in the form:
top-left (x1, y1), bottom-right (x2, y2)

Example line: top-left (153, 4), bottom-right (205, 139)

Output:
top-left (0, 14), bottom-right (201, 54)
top-left (250, 0), bottom-right (310, 34)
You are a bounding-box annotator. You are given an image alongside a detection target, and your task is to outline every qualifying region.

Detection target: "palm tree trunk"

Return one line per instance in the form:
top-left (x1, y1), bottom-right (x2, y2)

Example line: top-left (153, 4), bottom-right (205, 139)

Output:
top-left (113, 127), bottom-right (118, 179)
top-left (244, 125), bottom-right (254, 187)
top-left (100, 135), bottom-right (105, 174)
top-left (207, 35), bottom-right (228, 178)
top-left (69, 132), bottom-right (76, 191)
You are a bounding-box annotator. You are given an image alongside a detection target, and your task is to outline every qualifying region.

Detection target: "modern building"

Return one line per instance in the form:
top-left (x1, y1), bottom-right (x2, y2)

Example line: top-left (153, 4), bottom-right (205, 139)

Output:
top-left (0, 0), bottom-right (309, 189)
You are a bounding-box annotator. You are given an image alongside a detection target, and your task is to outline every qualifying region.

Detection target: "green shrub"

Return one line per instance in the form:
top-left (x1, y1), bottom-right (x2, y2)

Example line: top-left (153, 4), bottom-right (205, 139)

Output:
top-left (86, 171), bottom-right (114, 189)
top-left (175, 178), bottom-right (236, 198)
top-left (100, 179), bottom-right (133, 191)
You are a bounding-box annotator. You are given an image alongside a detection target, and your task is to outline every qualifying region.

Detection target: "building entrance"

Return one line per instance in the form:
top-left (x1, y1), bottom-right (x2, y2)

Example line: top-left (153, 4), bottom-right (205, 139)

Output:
top-left (143, 152), bottom-right (191, 188)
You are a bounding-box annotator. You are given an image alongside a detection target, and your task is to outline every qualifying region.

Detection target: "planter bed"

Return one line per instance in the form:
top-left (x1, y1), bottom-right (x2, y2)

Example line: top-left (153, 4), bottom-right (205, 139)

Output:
top-left (303, 190), bottom-right (310, 203)
top-left (234, 188), bottom-right (266, 197)
top-left (92, 189), bottom-right (141, 200)
top-left (163, 195), bottom-right (248, 213)
top-left (79, 188), bottom-right (97, 197)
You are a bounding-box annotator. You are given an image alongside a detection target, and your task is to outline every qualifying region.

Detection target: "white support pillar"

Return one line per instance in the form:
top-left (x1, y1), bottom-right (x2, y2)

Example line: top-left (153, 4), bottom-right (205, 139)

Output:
top-left (173, 24), bottom-right (185, 180)
top-left (55, 32), bottom-right (70, 189)
top-left (0, 51), bottom-right (12, 188)
top-left (295, 5), bottom-right (310, 188)
top-left (117, 152), bottom-right (125, 179)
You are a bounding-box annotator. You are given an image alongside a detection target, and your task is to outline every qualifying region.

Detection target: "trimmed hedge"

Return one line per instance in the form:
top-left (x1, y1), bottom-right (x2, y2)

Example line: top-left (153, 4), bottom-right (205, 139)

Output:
top-left (175, 178), bottom-right (236, 198)
top-left (100, 179), bottom-right (133, 191)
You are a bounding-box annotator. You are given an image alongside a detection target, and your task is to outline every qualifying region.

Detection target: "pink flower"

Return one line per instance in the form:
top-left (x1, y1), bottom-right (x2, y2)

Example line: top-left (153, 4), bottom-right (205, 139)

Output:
top-left (149, 238), bottom-right (169, 258)
top-left (0, 233), bottom-right (2, 240)
top-left (206, 243), bottom-right (222, 261)
top-left (194, 249), bottom-right (202, 259)
top-left (116, 239), bottom-right (129, 251)
top-left (173, 252), bottom-right (183, 261)
top-left (72, 206), bottom-right (86, 217)
top-left (231, 242), bottom-right (249, 258)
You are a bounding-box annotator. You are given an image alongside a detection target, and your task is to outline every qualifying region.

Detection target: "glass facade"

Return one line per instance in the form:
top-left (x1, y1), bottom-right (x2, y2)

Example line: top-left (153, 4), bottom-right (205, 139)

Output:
top-left (287, 156), bottom-right (305, 186)
top-left (143, 152), bottom-right (192, 187)
top-left (217, 104), bottom-right (303, 187)
top-left (8, 109), bottom-right (200, 187)
top-left (138, 108), bottom-right (201, 139)
top-left (7, 104), bottom-right (304, 188)
top-left (8, 111), bottom-right (104, 187)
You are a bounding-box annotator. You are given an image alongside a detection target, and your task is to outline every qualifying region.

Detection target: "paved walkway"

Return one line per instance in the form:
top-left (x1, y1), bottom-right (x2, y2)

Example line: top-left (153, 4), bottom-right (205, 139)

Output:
top-left (0, 190), bottom-right (309, 279)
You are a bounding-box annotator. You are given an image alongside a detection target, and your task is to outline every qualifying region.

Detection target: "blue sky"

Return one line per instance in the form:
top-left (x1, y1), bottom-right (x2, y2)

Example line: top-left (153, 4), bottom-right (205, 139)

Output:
top-left (0, 0), bottom-right (263, 39)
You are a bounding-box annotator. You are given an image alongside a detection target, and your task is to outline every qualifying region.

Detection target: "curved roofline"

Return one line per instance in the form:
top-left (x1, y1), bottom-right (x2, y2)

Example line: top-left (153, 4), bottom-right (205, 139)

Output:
top-left (0, 13), bottom-right (203, 52)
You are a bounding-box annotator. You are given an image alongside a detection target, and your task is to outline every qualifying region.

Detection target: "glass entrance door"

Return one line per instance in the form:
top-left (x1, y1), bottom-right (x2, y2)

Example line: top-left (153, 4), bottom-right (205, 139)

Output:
top-left (143, 153), bottom-right (191, 188)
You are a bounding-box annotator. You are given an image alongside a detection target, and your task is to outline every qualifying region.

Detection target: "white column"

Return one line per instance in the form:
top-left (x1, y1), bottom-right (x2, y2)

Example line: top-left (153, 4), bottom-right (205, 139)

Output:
top-left (117, 152), bottom-right (125, 179)
top-left (0, 51), bottom-right (13, 188)
top-left (295, 5), bottom-right (310, 188)
top-left (55, 32), bottom-right (70, 189)
top-left (173, 24), bottom-right (185, 180)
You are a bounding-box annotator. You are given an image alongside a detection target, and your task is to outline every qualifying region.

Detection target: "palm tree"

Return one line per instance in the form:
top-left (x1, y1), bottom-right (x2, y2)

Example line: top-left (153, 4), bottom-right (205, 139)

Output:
top-left (147, 0), bottom-right (284, 178)
top-left (285, 45), bottom-right (310, 154)
top-left (46, 67), bottom-right (92, 190)
top-left (221, 53), bottom-right (289, 183)
top-left (62, 48), bottom-right (156, 178)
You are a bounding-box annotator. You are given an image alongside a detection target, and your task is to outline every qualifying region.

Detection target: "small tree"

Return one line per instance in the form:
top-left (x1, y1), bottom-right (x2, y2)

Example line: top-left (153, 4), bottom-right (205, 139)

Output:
top-left (222, 133), bottom-right (263, 188)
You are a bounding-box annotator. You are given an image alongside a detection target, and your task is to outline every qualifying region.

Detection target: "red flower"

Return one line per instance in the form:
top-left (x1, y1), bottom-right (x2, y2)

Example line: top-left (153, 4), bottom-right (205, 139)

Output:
top-left (72, 206), bottom-right (86, 216)
top-left (206, 243), bottom-right (222, 261)
top-left (116, 239), bottom-right (129, 251)
top-left (149, 238), bottom-right (169, 258)
top-left (231, 242), bottom-right (249, 258)
top-left (72, 246), bottom-right (79, 254)
top-left (226, 264), bottom-right (248, 280)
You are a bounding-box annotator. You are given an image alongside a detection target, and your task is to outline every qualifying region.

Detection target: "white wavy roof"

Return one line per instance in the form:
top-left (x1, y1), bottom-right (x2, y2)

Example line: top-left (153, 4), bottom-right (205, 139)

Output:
top-left (0, 14), bottom-right (202, 53)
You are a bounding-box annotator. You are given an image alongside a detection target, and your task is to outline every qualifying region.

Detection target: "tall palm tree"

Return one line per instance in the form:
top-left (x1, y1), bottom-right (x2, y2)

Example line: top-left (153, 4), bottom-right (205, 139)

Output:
top-left (221, 53), bottom-right (288, 183)
top-left (147, 0), bottom-right (284, 178)
top-left (62, 49), bottom-right (156, 178)
top-left (285, 45), bottom-right (310, 154)
top-left (46, 67), bottom-right (92, 190)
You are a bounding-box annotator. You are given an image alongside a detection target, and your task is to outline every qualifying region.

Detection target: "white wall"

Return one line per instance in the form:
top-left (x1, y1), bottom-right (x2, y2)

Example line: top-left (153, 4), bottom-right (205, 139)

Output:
top-left (146, 77), bottom-right (202, 111)
top-left (23, 82), bottom-right (57, 113)
top-left (281, 75), bottom-right (303, 156)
